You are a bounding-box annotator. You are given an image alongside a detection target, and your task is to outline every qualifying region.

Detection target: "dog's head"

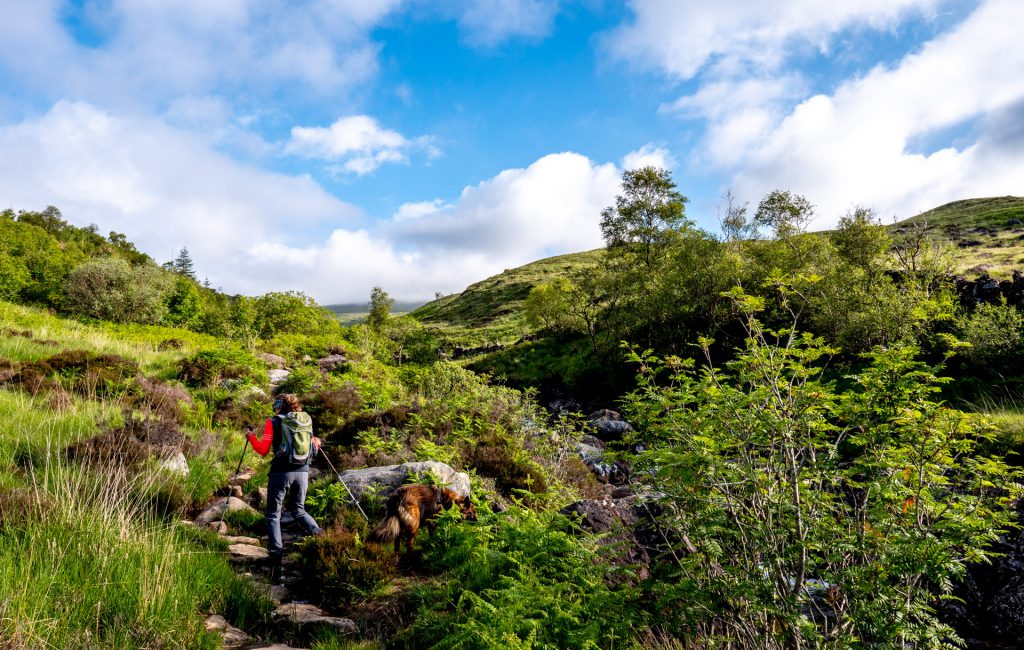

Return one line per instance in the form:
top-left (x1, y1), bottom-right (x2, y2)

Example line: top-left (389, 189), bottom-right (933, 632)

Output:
top-left (440, 489), bottom-right (478, 521)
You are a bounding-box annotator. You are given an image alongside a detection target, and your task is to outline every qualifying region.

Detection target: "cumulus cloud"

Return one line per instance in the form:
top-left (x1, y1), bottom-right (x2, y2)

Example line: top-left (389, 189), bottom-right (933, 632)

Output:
top-left (606, 0), bottom-right (940, 80)
top-left (0, 101), bottom-right (621, 302)
top-left (0, 101), bottom-right (360, 294)
top-left (724, 0), bottom-right (1024, 223)
top-left (285, 115), bottom-right (436, 175)
top-left (455, 0), bottom-right (560, 47)
top-left (622, 144), bottom-right (677, 171)
top-left (0, 0), bottom-right (402, 110)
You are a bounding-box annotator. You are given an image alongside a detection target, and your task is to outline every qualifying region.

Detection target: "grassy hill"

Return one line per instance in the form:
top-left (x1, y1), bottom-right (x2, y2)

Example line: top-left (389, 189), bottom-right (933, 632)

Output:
top-left (410, 249), bottom-right (604, 346)
top-left (894, 195), bottom-right (1024, 276)
top-left (413, 197), bottom-right (1024, 347)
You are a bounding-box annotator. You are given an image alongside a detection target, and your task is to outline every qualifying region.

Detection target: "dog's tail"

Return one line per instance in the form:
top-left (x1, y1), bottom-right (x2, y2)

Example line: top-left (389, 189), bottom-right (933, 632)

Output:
top-left (370, 514), bottom-right (400, 543)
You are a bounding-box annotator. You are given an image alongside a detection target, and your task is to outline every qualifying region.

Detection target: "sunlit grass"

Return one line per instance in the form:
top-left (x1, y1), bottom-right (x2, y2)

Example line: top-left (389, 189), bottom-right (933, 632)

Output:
top-left (0, 300), bottom-right (219, 376)
top-left (0, 455), bottom-right (272, 648)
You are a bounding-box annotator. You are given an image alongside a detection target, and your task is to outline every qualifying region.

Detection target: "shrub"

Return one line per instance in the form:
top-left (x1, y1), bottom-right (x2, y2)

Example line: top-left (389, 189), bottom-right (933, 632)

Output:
top-left (298, 520), bottom-right (396, 606)
top-left (461, 432), bottom-right (548, 496)
top-left (622, 294), bottom-right (1023, 648)
top-left (957, 300), bottom-right (1024, 365)
top-left (64, 257), bottom-right (172, 324)
top-left (178, 349), bottom-right (265, 388)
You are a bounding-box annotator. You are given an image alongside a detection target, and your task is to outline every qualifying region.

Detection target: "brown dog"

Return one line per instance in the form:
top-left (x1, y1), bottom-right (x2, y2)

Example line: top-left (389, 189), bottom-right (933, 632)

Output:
top-left (370, 483), bottom-right (477, 554)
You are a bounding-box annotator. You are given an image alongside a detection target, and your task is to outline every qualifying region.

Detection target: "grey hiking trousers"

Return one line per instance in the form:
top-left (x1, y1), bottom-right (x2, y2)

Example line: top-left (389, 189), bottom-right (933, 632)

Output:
top-left (266, 469), bottom-right (321, 556)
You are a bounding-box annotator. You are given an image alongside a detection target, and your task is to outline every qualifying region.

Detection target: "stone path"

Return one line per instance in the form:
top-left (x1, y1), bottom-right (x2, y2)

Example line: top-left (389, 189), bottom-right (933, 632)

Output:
top-left (194, 474), bottom-right (357, 649)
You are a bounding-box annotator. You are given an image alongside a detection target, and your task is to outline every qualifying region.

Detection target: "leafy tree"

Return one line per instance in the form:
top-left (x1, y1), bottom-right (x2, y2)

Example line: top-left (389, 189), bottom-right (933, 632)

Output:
top-left (251, 290), bottom-right (336, 338)
top-left (755, 189), bottom-right (815, 239)
top-left (64, 257), bottom-right (172, 324)
top-left (164, 277), bottom-right (202, 328)
top-left (957, 299), bottom-right (1024, 365)
top-left (624, 293), bottom-right (1021, 648)
top-left (524, 278), bottom-right (574, 332)
top-left (367, 286), bottom-right (394, 330)
top-left (832, 207), bottom-right (891, 272)
top-left (719, 189), bottom-right (756, 243)
top-left (600, 166), bottom-right (689, 270)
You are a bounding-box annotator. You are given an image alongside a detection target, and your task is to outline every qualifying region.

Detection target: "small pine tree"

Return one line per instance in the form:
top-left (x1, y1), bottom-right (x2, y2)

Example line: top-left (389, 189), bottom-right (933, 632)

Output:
top-left (172, 247), bottom-right (197, 280)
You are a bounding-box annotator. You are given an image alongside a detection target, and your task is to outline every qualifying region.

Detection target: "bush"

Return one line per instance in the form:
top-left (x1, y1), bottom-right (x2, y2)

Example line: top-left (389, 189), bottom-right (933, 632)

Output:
top-left (622, 297), bottom-right (1023, 648)
top-left (957, 300), bottom-right (1024, 365)
top-left (298, 518), bottom-right (396, 606)
top-left (64, 257), bottom-right (172, 324)
top-left (178, 349), bottom-right (266, 388)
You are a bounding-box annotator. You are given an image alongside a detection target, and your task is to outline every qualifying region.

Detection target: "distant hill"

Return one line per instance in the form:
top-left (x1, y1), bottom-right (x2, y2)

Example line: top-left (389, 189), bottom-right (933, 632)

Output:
top-left (412, 197), bottom-right (1024, 345)
top-left (410, 249), bottom-right (604, 345)
top-left (894, 196), bottom-right (1024, 276)
top-left (324, 301), bottom-right (424, 325)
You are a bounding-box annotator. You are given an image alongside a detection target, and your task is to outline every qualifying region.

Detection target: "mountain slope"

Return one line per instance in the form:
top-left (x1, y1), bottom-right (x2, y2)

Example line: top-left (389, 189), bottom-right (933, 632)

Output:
top-left (413, 197), bottom-right (1024, 345)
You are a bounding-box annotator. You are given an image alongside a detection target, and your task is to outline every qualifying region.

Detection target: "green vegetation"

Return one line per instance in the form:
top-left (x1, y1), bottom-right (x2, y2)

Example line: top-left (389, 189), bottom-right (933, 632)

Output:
top-left (2, 190), bottom-right (1023, 648)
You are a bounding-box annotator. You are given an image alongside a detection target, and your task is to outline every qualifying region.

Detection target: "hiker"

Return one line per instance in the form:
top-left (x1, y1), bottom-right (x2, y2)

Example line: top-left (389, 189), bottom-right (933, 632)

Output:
top-left (245, 393), bottom-right (324, 581)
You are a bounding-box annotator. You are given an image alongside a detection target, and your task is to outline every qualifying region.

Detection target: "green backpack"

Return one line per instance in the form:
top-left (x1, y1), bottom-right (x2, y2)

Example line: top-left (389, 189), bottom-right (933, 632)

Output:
top-left (275, 412), bottom-right (313, 465)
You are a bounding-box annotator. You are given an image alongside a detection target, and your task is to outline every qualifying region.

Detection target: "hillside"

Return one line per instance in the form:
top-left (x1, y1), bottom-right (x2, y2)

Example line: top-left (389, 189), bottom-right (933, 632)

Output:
top-left (410, 248), bottom-right (604, 346)
top-left (895, 195), bottom-right (1024, 276)
top-left (413, 196), bottom-right (1024, 345)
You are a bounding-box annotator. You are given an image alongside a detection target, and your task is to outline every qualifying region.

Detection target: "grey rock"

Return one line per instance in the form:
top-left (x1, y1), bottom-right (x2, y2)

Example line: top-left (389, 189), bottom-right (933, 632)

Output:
top-left (157, 451), bottom-right (189, 477)
top-left (220, 535), bottom-right (261, 545)
top-left (230, 471), bottom-right (253, 486)
top-left (206, 521), bottom-right (228, 534)
top-left (273, 602), bottom-right (357, 635)
top-left (228, 543), bottom-right (269, 561)
top-left (317, 354), bottom-right (349, 372)
top-left (258, 353), bottom-right (288, 369)
top-left (338, 461), bottom-right (471, 503)
top-left (195, 497), bottom-right (258, 527)
top-left (204, 614), bottom-right (249, 648)
top-left (268, 369), bottom-right (291, 386)
top-left (576, 443), bottom-right (604, 464)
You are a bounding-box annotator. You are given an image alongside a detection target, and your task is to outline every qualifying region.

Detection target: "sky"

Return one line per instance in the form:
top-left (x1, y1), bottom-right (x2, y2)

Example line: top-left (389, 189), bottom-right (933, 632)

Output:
top-left (1, 0), bottom-right (1021, 303)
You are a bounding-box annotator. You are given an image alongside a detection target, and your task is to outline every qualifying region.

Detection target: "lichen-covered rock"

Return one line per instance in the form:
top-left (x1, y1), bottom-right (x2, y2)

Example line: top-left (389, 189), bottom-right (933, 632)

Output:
top-left (338, 461), bottom-right (471, 502)
top-left (273, 602), bottom-right (357, 635)
top-left (195, 497), bottom-right (257, 527)
top-left (228, 543), bottom-right (269, 562)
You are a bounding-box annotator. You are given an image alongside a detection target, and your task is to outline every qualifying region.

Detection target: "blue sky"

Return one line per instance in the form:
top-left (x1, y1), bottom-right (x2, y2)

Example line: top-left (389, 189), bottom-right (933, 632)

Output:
top-left (1, 0), bottom-right (1021, 302)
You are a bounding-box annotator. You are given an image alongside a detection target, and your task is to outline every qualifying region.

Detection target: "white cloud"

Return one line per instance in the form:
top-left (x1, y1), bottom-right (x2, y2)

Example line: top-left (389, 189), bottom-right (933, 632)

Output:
top-left (606, 0), bottom-right (940, 80)
top-left (0, 101), bottom-right (622, 302)
top-left (286, 115), bottom-right (435, 175)
top-left (456, 0), bottom-right (560, 47)
top-left (622, 144), bottom-right (677, 171)
top-left (0, 101), bottom-right (360, 294)
top-left (0, 0), bottom-right (403, 110)
top-left (723, 0), bottom-right (1024, 223)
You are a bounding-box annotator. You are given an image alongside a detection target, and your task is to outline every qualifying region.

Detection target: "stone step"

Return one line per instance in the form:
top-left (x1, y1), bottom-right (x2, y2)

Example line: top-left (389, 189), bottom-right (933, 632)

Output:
top-left (273, 602), bottom-right (357, 635)
top-left (205, 614), bottom-right (250, 648)
top-left (221, 534), bottom-right (261, 546)
top-left (228, 543), bottom-right (269, 562)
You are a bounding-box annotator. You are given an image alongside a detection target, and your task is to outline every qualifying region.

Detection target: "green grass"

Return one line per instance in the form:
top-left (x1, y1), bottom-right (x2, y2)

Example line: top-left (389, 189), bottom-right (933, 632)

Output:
top-left (893, 196), bottom-right (1024, 277)
top-left (0, 457), bottom-right (272, 648)
top-left (411, 249), bottom-right (604, 346)
top-left (0, 300), bottom-right (220, 377)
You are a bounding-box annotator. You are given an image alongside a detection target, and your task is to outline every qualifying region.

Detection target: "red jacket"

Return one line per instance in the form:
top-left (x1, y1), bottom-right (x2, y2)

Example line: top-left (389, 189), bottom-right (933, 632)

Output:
top-left (246, 419), bottom-right (275, 456)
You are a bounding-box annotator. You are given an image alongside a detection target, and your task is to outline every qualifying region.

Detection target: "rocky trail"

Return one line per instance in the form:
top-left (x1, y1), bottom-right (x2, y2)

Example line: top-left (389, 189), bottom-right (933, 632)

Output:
top-left (189, 471), bottom-right (357, 650)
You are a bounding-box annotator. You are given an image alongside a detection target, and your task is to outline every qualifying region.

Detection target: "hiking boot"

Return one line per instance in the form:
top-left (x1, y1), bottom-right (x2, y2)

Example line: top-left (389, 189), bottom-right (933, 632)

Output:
top-left (268, 554), bottom-right (284, 586)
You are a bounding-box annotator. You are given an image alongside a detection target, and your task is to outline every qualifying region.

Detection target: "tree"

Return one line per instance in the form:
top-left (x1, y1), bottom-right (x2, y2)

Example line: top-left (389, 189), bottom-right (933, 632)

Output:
top-left (719, 189), bottom-right (755, 243)
top-left (600, 166), bottom-right (689, 270)
top-left (367, 286), bottom-right (394, 330)
top-left (832, 206), bottom-right (890, 272)
top-left (625, 295), bottom-right (1022, 648)
top-left (172, 247), bottom-right (197, 280)
top-left (755, 190), bottom-right (815, 239)
top-left (64, 257), bottom-right (172, 324)
top-left (164, 277), bottom-right (202, 327)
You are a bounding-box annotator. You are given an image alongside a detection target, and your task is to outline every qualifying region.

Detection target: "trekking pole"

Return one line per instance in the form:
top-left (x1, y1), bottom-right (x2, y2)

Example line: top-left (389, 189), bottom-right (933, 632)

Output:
top-left (217, 434), bottom-right (249, 528)
top-left (319, 448), bottom-right (368, 521)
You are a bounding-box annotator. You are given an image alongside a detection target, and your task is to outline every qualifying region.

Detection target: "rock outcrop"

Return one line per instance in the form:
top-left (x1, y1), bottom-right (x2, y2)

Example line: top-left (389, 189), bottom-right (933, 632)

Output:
top-left (338, 461), bottom-right (471, 502)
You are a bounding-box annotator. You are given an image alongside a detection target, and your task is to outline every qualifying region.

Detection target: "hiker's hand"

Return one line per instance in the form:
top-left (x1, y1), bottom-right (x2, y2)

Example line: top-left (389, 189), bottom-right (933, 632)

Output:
top-left (244, 426), bottom-right (253, 437)
top-left (312, 436), bottom-right (321, 451)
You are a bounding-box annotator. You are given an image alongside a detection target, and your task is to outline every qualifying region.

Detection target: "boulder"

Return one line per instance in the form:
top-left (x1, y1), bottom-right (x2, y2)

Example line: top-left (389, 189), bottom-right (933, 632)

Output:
top-left (228, 543), bottom-right (269, 562)
top-left (220, 534), bottom-right (261, 545)
top-left (576, 442), bottom-right (604, 464)
top-left (258, 353), bottom-right (288, 369)
top-left (195, 497), bottom-right (258, 527)
top-left (157, 451), bottom-right (189, 477)
top-left (204, 614), bottom-right (249, 648)
top-left (317, 354), bottom-right (349, 372)
top-left (268, 369), bottom-right (290, 386)
top-left (338, 461), bottom-right (471, 502)
top-left (273, 602), bottom-right (357, 635)
top-left (588, 410), bottom-right (634, 442)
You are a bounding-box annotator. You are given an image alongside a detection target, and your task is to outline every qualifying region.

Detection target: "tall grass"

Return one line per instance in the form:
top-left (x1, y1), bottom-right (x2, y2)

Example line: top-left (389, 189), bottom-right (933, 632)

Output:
top-left (0, 300), bottom-right (217, 375)
top-left (0, 453), bottom-right (271, 648)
